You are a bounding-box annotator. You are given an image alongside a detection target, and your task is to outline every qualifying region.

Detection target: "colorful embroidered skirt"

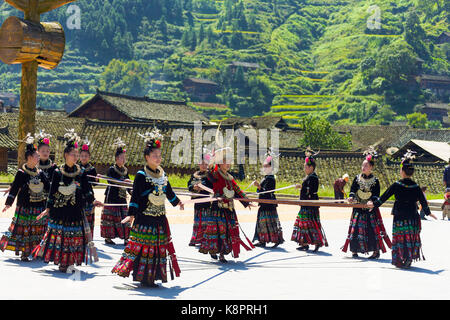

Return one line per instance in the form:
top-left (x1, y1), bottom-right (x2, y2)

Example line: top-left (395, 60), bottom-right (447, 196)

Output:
top-left (83, 203), bottom-right (95, 238)
top-left (291, 207), bottom-right (328, 247)
top-left (32, 218), bottom-right (86, 267)
top-left (0, 206), bottom-right (48, 257)
top-left (342, 208), bottom-right (391, 254)
top-left (199, 207), bottom-right (251, 258)
top-left (100, 206), bottom-right (130, 240)
top-left (111, 216), bottom-right (180, 283)
top-left (189, 207), bottom-right (209, 246)
top-left (391, 218), bottom-right (423, 267)
top-left (253, 207), bottom-right (284, 244)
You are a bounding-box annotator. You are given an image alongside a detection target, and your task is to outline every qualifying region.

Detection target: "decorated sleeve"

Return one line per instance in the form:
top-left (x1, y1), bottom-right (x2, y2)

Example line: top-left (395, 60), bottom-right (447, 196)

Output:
top-left (308, 176), bottom-right (319, 198)
top-left (187, 174), bottom-right (195, 192)
top-left (370, 178), bottom-right (381, 201)
top-left (417, 187), bottom-right (431, 216)
top-left (373, 182), bottom-right (396, 208)
top-left (128, 173), bottom-right (144, 216)
top-left (5, 170), bottom-right (25, 206)
top-left (125, 173), bottom-right (133, 196)
top-left (165, 181), bottom-right (180, 207)
top-left (232, 178), bottom-right (249, 208)
top-left (80, 171), bottom-right (95, 204)
top-left (41, 171), bottom-right (51, 194)
top-left (46, 170), bottom-right (61, 210)
top-left (349, 176), bottom-right (358, 199)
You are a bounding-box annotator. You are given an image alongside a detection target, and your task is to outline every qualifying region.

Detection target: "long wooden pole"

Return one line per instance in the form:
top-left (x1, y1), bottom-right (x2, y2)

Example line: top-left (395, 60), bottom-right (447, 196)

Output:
top-left (17, 1), bottom-right (39, 167)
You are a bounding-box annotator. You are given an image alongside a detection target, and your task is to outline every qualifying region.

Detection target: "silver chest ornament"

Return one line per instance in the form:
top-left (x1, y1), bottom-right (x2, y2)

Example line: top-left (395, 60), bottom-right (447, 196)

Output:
top-left (356, 174), bottom-right (377, 203)
top-left (58, 182), bottom-right (77, 196)
top-left (29, 176), bottom-right (45, 202)
top-left (147, 173), bottom-right (168, 206)
top-left (29, 177), bottom-right (44, 193)
top-left (223, 187), bottom-right (235, 199)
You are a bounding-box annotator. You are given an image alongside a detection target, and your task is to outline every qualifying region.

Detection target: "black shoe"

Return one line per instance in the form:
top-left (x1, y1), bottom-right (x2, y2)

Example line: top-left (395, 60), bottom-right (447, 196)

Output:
top-left (352, 253), bottom-right (359, 258)
top-left (368, 251), bottom-right (380, 260)
top-left (403, 259), bottom-right (412, 269)
top-left (20, 255), bottom-right (30, 262)
top-left (105, 239), bottom-right (116, 245)
top-left (296, 245), bottom-right (309, 251)
top-left (210, 254), bottom-right (218, 260)
top-left (59, 265), bottom-right (68, 273)
top-left (219, 255), bottom-right (228, 263)
top-left (272, 242), bottom-right (280, 248)
top-left (254, 242), bottom-right (266, 247)
top-left (188, 242), bottom-right (196, 247)
top-left (141, 281), bottom-right (158, 288)
top-left (312, 245), bottom-right (320, 253)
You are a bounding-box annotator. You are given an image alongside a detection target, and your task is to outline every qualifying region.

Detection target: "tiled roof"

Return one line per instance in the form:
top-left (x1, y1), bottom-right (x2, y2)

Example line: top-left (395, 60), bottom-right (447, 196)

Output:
top-left (334, 125), bottom-right (409, 151)
top-left (392, 139), bottom-right (450, 162)
top-left (0, 126), bottom-right (16, 149)
top-left (220, 116), bottom-right (288, 129)
top-left (0, 113), bottom-right (86, 163)
top-left (390, 129), bottom-right (450, 148)
top-left (70, 90), bottom-right (209, 124)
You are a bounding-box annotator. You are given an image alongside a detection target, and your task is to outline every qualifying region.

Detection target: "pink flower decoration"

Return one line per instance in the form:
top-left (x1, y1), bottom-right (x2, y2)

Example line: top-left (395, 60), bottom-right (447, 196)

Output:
top-left (123, 149), bottom-right (126, 153)
top-left (43, 138), bottom-right (50, 145)
top-left (265, 156), bottom-right (272, 164)
top-left (74, 142), bottom-right (78, 149)
top-left (366, 155), bottom-right (372, 162)
top-left (204, 154), bottom-right (211, 162)
top-left (82, 144), bottom-right (89, 151)
top-left (305, 157), bottom-right (310, 164)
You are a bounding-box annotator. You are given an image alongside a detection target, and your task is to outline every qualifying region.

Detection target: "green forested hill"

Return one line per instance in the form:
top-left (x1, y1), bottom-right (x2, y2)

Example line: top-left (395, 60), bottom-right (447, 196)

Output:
top-left (0, 0), bottom-right (448, 124)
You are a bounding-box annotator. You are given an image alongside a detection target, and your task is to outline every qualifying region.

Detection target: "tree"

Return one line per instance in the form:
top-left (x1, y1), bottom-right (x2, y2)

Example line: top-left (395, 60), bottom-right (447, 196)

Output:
top-left (299, 116), bottom-right (352, 150)
top-left (100, 59), bottom-right (150, 96)
top-left (407, 112), bottom-right (428, 128)
top-left (198, 23), bottom-right (205, 44)
top-left (427, 120), bottom-right (443, 129)
top-left (404, 10), bottom-right (429, 60)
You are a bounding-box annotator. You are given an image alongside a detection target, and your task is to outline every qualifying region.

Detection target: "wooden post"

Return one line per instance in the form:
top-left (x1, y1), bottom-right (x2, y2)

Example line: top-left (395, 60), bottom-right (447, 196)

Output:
top-left (1, 0), bottom-right (76, 166)
top-left (17, 1), bottom-right (39, 167)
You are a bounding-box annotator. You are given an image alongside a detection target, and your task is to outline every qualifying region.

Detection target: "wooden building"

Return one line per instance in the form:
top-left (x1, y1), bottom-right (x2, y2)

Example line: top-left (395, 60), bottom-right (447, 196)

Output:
top-left (0, 92), bottom-right (18, 108)
top-left (183, 78), bottom-right (220, 101)
top-left (416, 102), bottom-right (450, 124)
top-left (436, 31), bottom-right (450, 45)
top-left (69, 89), bottom-right (208, 124)
top-left (392, 139), bottom-right (450, 163)
top-left (0, 126), bottom-right (17, 172)
top-left (418, 74), bottom-right (450, 99)
top-left (220, 116), bottom-right (289, 130)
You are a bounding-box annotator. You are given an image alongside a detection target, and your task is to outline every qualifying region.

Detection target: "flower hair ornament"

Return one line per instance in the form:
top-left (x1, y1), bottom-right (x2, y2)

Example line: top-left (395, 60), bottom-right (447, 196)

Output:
top-left (112, 137), bottom-right (127, 153)
top-left (400, 149), bottom-right (416, 168)
top-left (63, 128), bottom-right (80, 148)
top-left (304, 146), bottom-right (319, 165)
top-left (264, 147), bottom-right (280, 165)
top-left (363, 146), bottom-right (377, 162)
top-left (138, 127), bottom-right (163, 149)
top-left (212, 122), bottom-right (234, 164)
top-left (23, 132), bottom-right (35, 145)
top-left (36, 129), bottom-right (52, 146)
top-left (202, 147), bottom-right (212, 163)
top-left (81, 138), bottom-right (90, 151)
